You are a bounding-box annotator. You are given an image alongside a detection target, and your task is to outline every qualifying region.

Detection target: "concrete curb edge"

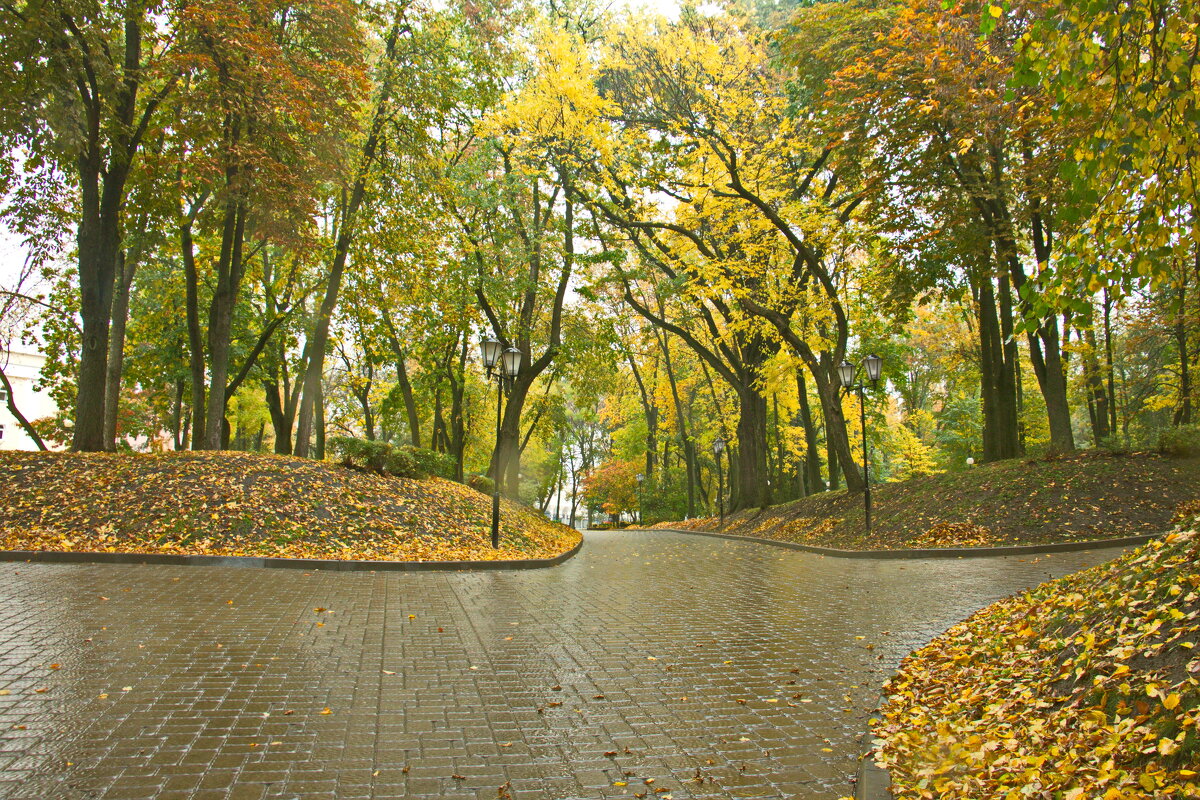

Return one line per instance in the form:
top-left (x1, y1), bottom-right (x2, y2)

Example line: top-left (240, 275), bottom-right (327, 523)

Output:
top-left (0, 535), bottom-right (584, 572)
top-left (636, 528), bottom-right (1159, 559)
top-left (855, 698), bottom-right (893, 800)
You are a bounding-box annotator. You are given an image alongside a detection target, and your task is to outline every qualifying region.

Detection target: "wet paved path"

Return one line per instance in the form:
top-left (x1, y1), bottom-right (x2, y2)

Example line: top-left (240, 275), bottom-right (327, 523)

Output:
top-left (0, 531), bottom-right (1130, 800)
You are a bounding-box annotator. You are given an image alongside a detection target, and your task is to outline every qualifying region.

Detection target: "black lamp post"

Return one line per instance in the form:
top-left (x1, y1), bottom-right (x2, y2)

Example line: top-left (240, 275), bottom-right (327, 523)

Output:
top-left (712, 436), bottom-right (726, 526)
top-left (838, 353), bottom-right (883, 535)
top-left (636, 472), bottom-right (644, 525)
top-left (480, 337), bottom-right (521, 549)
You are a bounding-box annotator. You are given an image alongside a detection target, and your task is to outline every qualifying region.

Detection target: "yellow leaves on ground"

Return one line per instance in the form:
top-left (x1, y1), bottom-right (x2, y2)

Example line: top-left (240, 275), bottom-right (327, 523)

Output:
top-left (641, 451), bottom-right (1200, 553)
top-left (0, 451), bottom-right (580, 563)
top-left (875, 521), bottom-right (1200, 799)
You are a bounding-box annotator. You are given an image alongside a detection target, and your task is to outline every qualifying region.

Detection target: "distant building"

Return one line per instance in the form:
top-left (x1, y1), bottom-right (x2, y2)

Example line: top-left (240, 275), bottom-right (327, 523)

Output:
top-left (0, 348), bottom-right (58, 450)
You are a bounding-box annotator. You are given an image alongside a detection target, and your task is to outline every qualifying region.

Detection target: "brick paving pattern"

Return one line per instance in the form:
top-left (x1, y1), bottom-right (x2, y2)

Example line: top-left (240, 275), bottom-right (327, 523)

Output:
top-left (0, 531), bottom-right (1130, 799)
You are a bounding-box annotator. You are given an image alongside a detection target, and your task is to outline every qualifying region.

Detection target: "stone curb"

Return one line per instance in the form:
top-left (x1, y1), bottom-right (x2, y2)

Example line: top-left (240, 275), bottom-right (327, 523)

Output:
top-left (0, 536), bottom-right (583, 572)
top-left (855, 698), bottom-right (893, 800)
top-left (639, 528), bottom-right (1159, 559)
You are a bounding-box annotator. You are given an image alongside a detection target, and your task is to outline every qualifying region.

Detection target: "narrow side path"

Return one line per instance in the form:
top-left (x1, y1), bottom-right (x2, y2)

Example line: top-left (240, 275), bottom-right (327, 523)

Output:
top-left (0, 531), bottom-right (1130, 800)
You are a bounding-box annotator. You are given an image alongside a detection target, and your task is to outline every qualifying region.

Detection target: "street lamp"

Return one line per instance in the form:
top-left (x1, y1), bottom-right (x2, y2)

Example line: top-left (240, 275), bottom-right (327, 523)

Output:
top-left (636, 473), bottom-right (644, 525)
top-left (838, 354), bottom-right (883, 535)
top-left (712, 436), bottom-right (726, 526)
top-left (480, 337), bottom-right (521, 549)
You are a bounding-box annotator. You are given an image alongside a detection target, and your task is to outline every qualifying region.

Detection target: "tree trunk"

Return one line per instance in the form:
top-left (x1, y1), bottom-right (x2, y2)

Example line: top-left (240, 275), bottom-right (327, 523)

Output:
top-left (997, 267), bottom-right (1023, 457)
top-left (1082, 310), bottom-right (1112, 442)
top-left (69, 12), bottom-right (153, 451)
top-left (657, 330), bottom-right (696, 517)
top-left (626, 349), bottom-right (658, 482)
top-left (1174, 261), bottom-right (1193, 425)
top-left (1026, 314), bottom-right (1075, 454)
top-left (173, 378), bottom-right (185, 450)
top-left (432, 389), bottom-right (446, 451)
top-left (293, 19), bottom-right (401, 456)
top-left (203, 195), bottom-right (248, 450)
top-left (383, 315), bottom-right (422, 447)
top-left (813, 353), bottom-right (864, 492)
top-left (977, 266), bottom-right (1022, 461)
top-left (999, 213), bottom-right (1074, 454)
top-left (102, 249), bottom-right (137, 449)
top-left (732, 387), bottom-right (771, 511)
top-left (0, 366), bottom-right (47, 450)
top-left (181, 218), bottom-right (207, 450)
top-left (1103, 288), bottom-right (1118, 436)
top-left (796, 369), bottom-right (822, 495)
top-left (491, 373), bottom-right (533, 498)
top-left (444, 335), bottom-right (468, 481)
top-left (314, 381), bottom-right (326, 460)
top-left (73, 159), bottom-right (122, 452)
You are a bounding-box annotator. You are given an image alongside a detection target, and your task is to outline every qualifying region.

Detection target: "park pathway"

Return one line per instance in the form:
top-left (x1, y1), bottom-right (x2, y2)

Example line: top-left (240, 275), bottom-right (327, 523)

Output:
top-left (0, 531), bottom-right (1129, 800)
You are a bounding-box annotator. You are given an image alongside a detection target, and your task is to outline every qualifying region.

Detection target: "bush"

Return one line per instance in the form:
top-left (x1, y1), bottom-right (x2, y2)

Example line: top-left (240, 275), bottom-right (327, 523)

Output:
top-left (640, 483), bottom-right (690, 526)
top-left (467, 473), bottom-right (495, 495)
top-left (328, 436), bottom-right (425, 478)
top-left (1097, 433), bottom-right (1129, 455)
top-left (402, 446), bottom-right (457, 481)
top-left (1157, 424), bottom-right (1200, 458)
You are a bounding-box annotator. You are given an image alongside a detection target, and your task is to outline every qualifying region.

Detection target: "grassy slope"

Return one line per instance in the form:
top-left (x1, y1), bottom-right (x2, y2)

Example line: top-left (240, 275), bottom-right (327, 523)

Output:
top-left (874, 520), bottom-right (1200, 799)
top-left (0, 451), bottom-right (580, 561)
top-left (646, 451), bottom-right (1200, 549)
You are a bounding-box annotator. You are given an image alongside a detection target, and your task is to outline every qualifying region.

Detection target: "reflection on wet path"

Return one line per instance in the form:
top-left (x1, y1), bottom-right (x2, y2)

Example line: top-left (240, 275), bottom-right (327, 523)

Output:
top-left (0, 531), bottom-right (1129, 799)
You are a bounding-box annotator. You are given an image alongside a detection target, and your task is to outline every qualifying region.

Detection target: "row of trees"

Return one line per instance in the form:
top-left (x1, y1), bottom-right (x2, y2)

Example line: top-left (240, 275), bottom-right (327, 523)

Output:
top-left (1, 0), bottom-right (1195, 522)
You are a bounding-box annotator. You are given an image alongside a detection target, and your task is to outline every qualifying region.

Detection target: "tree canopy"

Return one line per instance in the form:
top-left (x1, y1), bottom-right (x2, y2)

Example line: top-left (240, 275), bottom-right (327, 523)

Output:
top-left (1, 0), bottom-right (1195, 521)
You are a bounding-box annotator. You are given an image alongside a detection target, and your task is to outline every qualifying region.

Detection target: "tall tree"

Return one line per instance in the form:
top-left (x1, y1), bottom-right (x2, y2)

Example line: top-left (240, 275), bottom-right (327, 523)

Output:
top-left (0, 0), bottom-right (184, 450)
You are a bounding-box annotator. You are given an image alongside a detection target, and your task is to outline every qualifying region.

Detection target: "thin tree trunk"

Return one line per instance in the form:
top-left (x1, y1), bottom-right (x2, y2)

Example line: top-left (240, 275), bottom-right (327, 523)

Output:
top-left (796, 369), bottom-right (822, 495)
top-left (181, 215), bottom-right (207, 450)
top-left (314, 381), bottom-right (326, 460)
top-left (445, 335), bottom-right (468, 480)
top-left (173, 378), bottom-right (185, 450)
top-left (626, 348), bottom-right (658, 482)
top-left (102, 249), bottom-right (138, 449)
top-left (657, 329), bottom-right (695, 517)
top-left (1103, 287), bottom-right (1118, 436)
top-left (1083, 308), bottom-right (1112, 442)
top-left (1174, 261), bottom-right (1193, 425)
top-left (0, 366), bottom-right (47, 450)
top-left (295, 22), bottom-right (404, 457)
top-left (383, 315), bottom-right (421, 447)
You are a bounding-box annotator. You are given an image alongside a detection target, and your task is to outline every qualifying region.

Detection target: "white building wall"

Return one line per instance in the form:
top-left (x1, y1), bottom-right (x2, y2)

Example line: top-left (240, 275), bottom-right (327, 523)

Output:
top-left (0, 349), bottom-right (59, 451)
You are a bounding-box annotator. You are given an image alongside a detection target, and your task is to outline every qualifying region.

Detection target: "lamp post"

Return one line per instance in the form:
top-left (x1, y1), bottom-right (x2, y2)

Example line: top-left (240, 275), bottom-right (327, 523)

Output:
top-left (838, 353), bottom-right (883, 535)
top-left (712, 436), bottom-right (726, 526)
top-left (636, 473), bottom-right (644, 525)
top-left (480, 337), bottom-right (521, 549)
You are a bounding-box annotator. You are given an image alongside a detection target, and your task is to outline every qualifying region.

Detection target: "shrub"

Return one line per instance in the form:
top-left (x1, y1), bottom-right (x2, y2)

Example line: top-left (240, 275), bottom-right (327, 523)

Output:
top-left (402, 446), bottom-right (457, 481)
top-left (1157, 424), bottom-right (1200, 458)
top-left (467, 473), bottom-right (495, 495)
top-left (328, 436), bottom-right (425, 479)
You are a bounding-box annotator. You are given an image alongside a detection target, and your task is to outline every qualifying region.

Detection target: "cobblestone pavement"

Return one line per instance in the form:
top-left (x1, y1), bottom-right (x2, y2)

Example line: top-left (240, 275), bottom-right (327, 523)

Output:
top-left (0, 531), bottom-right (1131, 800)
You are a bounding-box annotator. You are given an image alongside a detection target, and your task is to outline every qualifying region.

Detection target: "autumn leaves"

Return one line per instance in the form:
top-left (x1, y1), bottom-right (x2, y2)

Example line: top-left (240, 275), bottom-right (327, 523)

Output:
top-left (0, 451), bottom-right (580, 562)
top-left (876, 526), bottom-right (1200, 798)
